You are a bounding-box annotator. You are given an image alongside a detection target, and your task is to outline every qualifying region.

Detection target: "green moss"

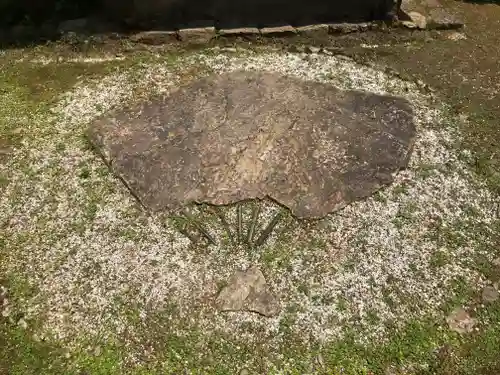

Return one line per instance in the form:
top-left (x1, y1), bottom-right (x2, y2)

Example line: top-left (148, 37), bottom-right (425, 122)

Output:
top-left (1, 267), bottom-right (499, 375)
top-left (0, 324), bottom-right (67, 375)
top-left (461, 109), bottom-right (500, 196)
top-left (429, 249), bottom-right (450, 269)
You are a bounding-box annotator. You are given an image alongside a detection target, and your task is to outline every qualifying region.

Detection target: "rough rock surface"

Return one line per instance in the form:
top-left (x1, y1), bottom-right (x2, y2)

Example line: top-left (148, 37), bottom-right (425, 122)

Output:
top-left (130, 30), bottom-right (179, 44)
top-left (427, 8), bottom-right (463, 29)
top-left (399, 0), bottom-right (463, 29)
top-left (218, 27), bottom-right (260, 36)
top-left (407, 11), bottom-right (427, 29)
top-left (177, 26), bottom-right (215, 43)
top-left (89, 70), bottom-right (415, 219)
top-left (216, 266), bottom-right (279, 317)
top-left (260, 25), bottom-right (296, 35)
top-left (295, 24), bottom-right (329, 38)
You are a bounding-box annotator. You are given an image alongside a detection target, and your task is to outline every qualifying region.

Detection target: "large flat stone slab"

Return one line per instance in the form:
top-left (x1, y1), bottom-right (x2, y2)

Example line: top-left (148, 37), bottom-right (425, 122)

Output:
top-left (89, 71), bottom-right (415, 219)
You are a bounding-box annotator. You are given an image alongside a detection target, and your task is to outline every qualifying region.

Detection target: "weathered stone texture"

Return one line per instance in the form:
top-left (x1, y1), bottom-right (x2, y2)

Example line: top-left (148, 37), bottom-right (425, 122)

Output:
top-left (216, 266), bottom-right (279, 317)
top-left (89, 71), bottom-right (415, 219)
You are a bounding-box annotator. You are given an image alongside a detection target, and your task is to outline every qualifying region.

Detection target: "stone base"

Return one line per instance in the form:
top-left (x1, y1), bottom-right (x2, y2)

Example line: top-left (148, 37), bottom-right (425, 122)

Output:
top-left (218, 27), bottom-right (260, 36)
top-left (260, 25), bottom-right (296, 36)
top-left (177, 26), bottom-right (216, 44)
top-left (130, 30), bottom-right (179, 44)
top-left (295, 24), bottom-right (329, 38)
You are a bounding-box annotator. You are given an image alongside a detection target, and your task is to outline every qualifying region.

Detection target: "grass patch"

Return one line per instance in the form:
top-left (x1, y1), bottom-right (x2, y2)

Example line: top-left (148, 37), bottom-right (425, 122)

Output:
top-left (0, 323), bottom-right (67, 375)
top-left (461, 109), bottom-right (500, 196)
top-left (2, 281), bottom-right (499, 375)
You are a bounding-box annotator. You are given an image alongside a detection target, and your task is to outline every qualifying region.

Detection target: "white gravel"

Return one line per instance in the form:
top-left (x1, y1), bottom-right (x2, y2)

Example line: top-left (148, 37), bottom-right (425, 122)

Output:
top-left (1, 50), bottom-right (497, 363)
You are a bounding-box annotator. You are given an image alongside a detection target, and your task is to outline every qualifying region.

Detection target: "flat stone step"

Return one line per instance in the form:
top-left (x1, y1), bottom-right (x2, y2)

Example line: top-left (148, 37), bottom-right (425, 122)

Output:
top-left (259, 25), bottom-right (296, 36)
top-left (177, 25), bottom-right (216, 44)
top-left (218, 27), bottom-right (260, 36)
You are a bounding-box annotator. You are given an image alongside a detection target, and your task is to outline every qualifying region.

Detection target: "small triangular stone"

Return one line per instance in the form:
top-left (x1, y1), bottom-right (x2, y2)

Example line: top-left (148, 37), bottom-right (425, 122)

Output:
top-left (216, 266), bottom-right (279, 317)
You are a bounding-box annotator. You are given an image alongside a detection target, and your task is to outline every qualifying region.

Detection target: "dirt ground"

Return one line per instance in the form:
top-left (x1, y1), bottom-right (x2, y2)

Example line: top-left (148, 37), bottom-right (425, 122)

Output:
top-left (371, 0), bottom-right (500, 189)
top-left (387, 0), bottom-right (500, 113)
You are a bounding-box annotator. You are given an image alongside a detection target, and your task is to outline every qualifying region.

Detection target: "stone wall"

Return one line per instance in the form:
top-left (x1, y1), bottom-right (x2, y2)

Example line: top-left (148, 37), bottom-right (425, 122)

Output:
top-left (102, 0), bottom-right (398, 29)
top-left (0, 0), bottom-right (398, 32)
top-left (0, 0), bottom-right (99, 26)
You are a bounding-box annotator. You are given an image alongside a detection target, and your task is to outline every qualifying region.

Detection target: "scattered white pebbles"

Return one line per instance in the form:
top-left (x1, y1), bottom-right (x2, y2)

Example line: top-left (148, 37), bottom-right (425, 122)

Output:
top-left (1, 51), bottom-right (496, 359)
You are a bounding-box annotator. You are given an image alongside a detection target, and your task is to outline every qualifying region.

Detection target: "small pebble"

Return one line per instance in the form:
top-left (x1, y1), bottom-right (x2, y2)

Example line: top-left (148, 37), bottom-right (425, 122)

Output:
top-left (306, 46), bottom-right (321, 54)
top-left (94, 346), bottom-right (102, 357)
top-left (447, 32), bottom-right (467, 41)
top-left (1, 306), bottom-right (11, 317)
top-left (17, 318), bottom-right (28, 329)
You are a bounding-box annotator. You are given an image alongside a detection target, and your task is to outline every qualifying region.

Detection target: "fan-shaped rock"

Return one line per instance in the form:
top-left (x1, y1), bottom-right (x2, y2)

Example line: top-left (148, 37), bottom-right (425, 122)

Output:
top-left (89, 70), bottom-right (415, 219)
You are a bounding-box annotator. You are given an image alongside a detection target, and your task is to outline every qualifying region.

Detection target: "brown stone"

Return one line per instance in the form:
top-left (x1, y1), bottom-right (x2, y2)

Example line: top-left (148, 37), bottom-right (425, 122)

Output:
top-left (400, 0), bottom-right (437, 15)
top-left (216, 266), bottom-right (279, 317)
top-left (130, 30), bottom-right (179, 44)
top-left (401, 20), bottom-right (418, 29)
top-left (260, 25), bottom-right (296, 36)
top-left (407, 11), bottom-right (427, 29)
top-left (399, 0), bottom-right (463, 29)
top-left (177, 26), bottom-right (215, 43)
top-left (89, 71), bottom-right (415, 219)
top-left (295, 24), bottom-right (329, 38)
top-left (446, 31), bottom-right (467, 41)
top-left (218, 27), bottom-right (260, 36)
top-left (422, 0), bottom-right (442, 8)
top-left (427, 8), bottom-right (463, 29)
top-left (328, 22), bottom-right (371, 34)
